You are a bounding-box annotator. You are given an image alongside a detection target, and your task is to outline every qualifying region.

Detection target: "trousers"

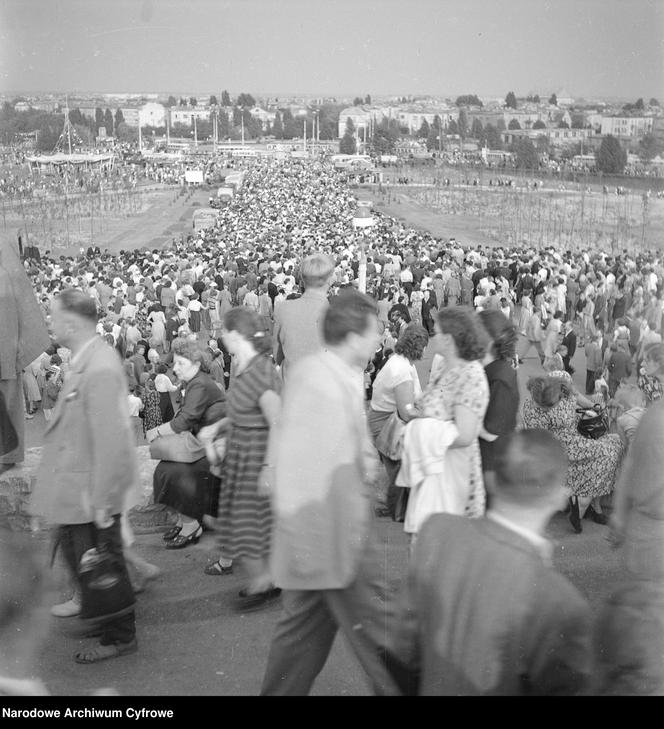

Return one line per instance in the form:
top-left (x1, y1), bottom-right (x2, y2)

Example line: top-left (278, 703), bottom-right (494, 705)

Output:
top-left (57, 516), bottom-right (136, 646)
top-left (260, 546), bottom-right (400, 696)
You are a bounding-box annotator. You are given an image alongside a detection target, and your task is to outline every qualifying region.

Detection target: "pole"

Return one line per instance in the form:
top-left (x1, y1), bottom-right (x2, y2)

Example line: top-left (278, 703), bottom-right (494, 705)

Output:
top-left (241, 115), bottom-right (245, 146)
top-left (166, 114), bottom-right (170, 147)
top-left (138, 122), bottom-right (142, 153)
top-left (194, 115), bottom-right (198, 147)
top-left (303, 118), bottom-right (306, 153)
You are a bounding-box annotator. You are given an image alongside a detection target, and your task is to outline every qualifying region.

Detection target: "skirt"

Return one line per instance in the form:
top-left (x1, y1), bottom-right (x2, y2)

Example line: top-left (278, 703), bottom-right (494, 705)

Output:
top-left (159, 391), bottom-right (175, 423)
top-left (153, 457), bottom-right (221, 522)
top-left (216, 425), bottom-right (271, 561)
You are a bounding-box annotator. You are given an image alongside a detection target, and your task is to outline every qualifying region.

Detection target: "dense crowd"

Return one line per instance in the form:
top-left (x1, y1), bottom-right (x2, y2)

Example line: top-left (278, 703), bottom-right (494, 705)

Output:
top-left (3, 152), bottom-right (663, 695)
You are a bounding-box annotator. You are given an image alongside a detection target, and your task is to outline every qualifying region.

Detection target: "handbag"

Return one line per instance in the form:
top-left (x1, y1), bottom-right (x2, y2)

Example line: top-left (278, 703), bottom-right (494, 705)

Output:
top-left (78, 539), bottom-right (135, 621)
top-left (376, 412), bottom-right (406, 461)
top-left (149, 431), bottom-right (205, 462)
top-left (576, 407), bottom-right (608, 439)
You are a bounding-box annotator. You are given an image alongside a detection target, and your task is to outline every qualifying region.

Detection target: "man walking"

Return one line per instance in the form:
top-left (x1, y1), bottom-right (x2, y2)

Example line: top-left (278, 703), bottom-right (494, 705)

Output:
top-left (261, 289), bottom-right (399, 695)
top-left (30, 289), bottom-right (138, 664)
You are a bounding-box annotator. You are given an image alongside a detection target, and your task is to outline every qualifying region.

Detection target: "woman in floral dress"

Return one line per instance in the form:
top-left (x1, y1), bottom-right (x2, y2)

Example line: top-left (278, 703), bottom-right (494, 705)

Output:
top-left (522, 372), bottom-right (624, 534)
top-left (408, 307), bottom-right (490, 522)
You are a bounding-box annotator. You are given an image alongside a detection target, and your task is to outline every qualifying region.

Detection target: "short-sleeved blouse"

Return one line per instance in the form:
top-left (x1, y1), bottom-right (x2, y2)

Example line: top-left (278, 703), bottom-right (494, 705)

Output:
top-left (228, 354), bottom-right (282, 429)
top-left (370, 354), bottom-right (422, 413)
top-left (417, 359), bottom-right (489, 423)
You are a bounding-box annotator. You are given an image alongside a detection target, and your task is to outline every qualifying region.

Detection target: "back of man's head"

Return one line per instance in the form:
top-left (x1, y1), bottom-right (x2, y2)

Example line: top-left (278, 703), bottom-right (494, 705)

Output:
top-left (56, 288), bottom-right (98, 323)
top-left (300, 253), bottom-right (335, 289)
top-left (323, 289), bottom-right (377, 346)
top-left (492, 429), bottom-right (567, 507)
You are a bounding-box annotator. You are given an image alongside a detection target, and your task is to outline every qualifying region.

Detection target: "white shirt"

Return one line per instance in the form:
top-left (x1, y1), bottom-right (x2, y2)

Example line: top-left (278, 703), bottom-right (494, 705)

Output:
top-left (370, 354), bottom-right (422, 413)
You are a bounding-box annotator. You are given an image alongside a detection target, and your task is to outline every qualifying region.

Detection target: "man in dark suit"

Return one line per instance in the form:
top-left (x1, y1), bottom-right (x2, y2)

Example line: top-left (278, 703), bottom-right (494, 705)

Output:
top-left (386, 430), bottom-right (592, 695)
top-left (30, 290), bottom-right (138, 664)
top-left (562, 321), bottom-right (577, 375)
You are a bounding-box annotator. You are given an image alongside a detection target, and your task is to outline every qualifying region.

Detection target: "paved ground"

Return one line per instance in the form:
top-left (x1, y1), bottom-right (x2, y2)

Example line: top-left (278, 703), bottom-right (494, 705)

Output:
top-left (28, 340), bottom-right (628, 696)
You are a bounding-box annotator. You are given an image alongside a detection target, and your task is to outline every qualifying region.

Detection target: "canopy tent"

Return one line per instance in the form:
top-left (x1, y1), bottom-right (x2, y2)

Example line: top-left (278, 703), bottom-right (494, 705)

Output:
top-left (26, 152), bottom-right (116, 174)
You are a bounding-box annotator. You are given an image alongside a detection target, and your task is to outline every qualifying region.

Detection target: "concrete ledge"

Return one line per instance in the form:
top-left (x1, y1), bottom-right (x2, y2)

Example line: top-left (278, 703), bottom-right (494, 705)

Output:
top-left (0, 445), bottom-right (176, 532)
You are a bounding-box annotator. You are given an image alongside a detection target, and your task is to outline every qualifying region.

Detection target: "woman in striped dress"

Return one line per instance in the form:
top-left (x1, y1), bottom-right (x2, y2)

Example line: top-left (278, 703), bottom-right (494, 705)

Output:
top-left (216, 307), bottom-right (281, 608)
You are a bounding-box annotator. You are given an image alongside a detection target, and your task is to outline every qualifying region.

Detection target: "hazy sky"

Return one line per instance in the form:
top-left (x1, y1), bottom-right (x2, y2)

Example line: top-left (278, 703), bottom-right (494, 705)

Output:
top-left (1, 0), bottom-right (662, 98)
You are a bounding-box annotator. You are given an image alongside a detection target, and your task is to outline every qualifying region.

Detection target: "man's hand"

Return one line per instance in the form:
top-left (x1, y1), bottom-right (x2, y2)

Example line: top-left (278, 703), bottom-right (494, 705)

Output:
top-left (94, 509), bottom-right (114, 530)
top-left (145, 426), bottom-right (160, 443)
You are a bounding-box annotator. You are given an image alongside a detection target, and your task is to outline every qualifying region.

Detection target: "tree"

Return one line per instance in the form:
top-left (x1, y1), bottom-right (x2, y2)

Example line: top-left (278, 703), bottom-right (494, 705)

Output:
top-left (189, 97), bottom-right (197, 107)
top-left (353, 97), bottom-right (363, 107)
top-left (218, 111), bottom-right (231, 139)
top-left (533, 94), bottom-right (540, 103)
top-left (496, 117), bottom-right (506, 132)
top-left (549, 93), bottom-right (557, 106)
top-left (484, 124), bottom-right (502, 150)
top-left (417, 119), bottom-right (430, 139)
top-left (232, 107), bottom-right (242, 127)
top-left (115, 108), bottom-right (124, 129)
top-left (221, 90), bottom-right (231, 106)
top-left (508, 118), bottom-right (521, 130)
top-left (237, 93), bottom-right (255, 107)
top-left (458, 108), bottom-right (469, 139)
top-left (74, 124), bottom-right (94, 145)
top-left (115, 122), bottom-right (136, 143)
top-left (372, 116), bottom-right (400, 154)
top-left (505, 91), bottom-right (517, 109)
top-left (511, 137), bottom-right (539, 170)
top-left (178, 97), bottom-right (187, 107)
top-left (68, 108), bottom-right (84, 126)
top-left (94, 107), bottom-right (103, 132)
top-left (426, 127), bottom-right (440, 151)
top-left (104, 108), bottom-right (114, 135)
top-left (166, 96), bottom-right (177, 107)
top-left (595, 135), bottom-right (627, 174)
top-left (364, 94), bottom-right (371, 105)
top-left (638, 132), bottom-right (664, 162)
top-left (635, 98), bottom-right (644, 110)
top-left (209, 95), bottom-right (218, 107)
top-left (557, 120), bottom-right (569, 129)
top-left (470, 118), bottom-right (483, 138)
top-left (272, 110), bottom-right (283, 139)
top-left (339, 117), bottom-right (356, 154)
top-left (571, 117), bottom-right (584, 129)
top-left (535, 135), bottom-right (550, 154)
top-left (447, 119), bottom-right (458, 135)
top-left (533, 119), bottom-right (546, 129)
top-left (455, 95), bottom-right (483, 107)
top-left (649, 97), bottom-right (659, 107)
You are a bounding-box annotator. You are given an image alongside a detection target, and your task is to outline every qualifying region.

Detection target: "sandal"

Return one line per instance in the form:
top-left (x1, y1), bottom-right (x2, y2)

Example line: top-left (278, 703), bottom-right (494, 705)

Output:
top-left (74, 639), bottom-right (138, 664)
top-left (162, 525), bottom-right (182, 542)
top-left (204, 560), bottom-right (233, 576)
top-left (165, 525), bottom-right (202, 549)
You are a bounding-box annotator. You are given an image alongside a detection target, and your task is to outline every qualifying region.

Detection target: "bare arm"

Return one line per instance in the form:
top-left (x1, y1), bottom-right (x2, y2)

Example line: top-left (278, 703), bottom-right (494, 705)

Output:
top-left (450, 404), bottom-right (481, 448)
top-left (394, 380), bottom-right (416, 422)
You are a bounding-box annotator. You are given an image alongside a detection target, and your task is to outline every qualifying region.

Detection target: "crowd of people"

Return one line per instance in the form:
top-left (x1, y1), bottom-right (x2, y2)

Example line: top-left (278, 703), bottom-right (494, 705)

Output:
top-left (2, 151), bottom-right (663, 696)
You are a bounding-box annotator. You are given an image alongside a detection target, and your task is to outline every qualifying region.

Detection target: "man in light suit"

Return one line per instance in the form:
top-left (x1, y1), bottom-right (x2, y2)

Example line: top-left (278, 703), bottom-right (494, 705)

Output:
top-left (385, 429), bottom-right (592, 695)
top-left (272, 253), bottom-right (335, 382)
top-left (261, 289), bottom-right (399, 695)
top-left (30, 290), bottom-right (138, 664)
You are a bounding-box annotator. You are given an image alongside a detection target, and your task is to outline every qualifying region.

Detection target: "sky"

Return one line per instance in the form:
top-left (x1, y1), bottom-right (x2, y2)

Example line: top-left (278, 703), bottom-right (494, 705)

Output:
top-left (0, 0), bottom-right (662, 99)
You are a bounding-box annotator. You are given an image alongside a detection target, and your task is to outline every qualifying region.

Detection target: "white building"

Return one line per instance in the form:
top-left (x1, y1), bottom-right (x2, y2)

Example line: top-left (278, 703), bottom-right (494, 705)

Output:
top-left (338, 107), bottom-right (373, 137)
top-left (139, 102), bottom-right (166, 128)
top-left (168, 106), bottom-right (211, 127)
top-left (600, 116), bottom-right (654, 138)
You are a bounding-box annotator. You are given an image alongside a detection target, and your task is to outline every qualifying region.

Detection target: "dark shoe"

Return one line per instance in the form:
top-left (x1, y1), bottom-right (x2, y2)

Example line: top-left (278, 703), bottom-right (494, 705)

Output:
top-left (204, 560), bottom-right (233, 576)
top-left (235, 587), bottom-right (281, 612)
top-left (584, 505), bottom-right (609, 525)
top-left (74, 638), bottom-right (138, 664)
top-left (165, 526), bottom-right (202, 549)
top-left (162, 525), bottom-right (182, 542)
top-left (569, 497), bottom-right (582, 534)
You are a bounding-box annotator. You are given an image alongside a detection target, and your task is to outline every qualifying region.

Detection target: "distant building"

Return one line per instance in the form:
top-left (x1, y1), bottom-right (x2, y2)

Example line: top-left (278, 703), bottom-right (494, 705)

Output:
top-left (168, 106), bottom-right (211, 127)
top-left (14, 102), bottom-right (31, 113)
top-left (338, 107), bottom-right (373, 137)
top-left (600, 115), bottom-right (654, 138)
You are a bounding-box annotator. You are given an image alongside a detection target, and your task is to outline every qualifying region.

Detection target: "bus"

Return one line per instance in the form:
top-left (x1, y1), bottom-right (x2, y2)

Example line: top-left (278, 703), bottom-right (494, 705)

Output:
top-left (192, 207), bottom-right (218, 232)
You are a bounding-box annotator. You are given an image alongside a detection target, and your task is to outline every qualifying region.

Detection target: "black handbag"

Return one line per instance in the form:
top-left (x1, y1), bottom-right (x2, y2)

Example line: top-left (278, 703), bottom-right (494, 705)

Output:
top-left (78, 536), bottom-right (135, 621)
top-left (576, 407), bottom-right (608, 439)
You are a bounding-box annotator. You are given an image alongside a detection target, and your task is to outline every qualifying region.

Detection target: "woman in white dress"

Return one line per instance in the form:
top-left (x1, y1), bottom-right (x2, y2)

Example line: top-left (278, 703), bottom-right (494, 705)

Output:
top-left (147, 308), bottom-right (167, 352)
